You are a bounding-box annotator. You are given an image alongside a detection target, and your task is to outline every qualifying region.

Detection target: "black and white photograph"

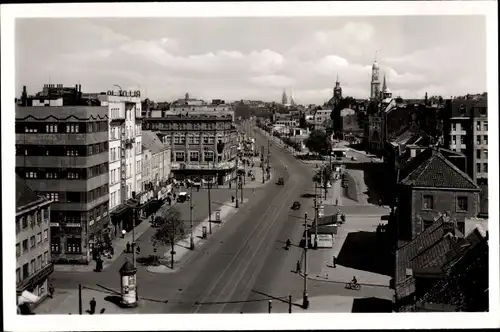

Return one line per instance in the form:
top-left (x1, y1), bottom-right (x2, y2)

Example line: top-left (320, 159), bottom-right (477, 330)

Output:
top-left (2, 1), bottom-right (498, 331)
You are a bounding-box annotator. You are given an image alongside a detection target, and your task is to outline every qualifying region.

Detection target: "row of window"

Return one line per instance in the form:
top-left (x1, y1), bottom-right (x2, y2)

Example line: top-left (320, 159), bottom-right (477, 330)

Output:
top-left (16, 251), bottom-right (50, 284)
top-left (476, 135), bottom-right (489, 145)
top-left (451, 121), bottom-right (488, 132)
top-left (174, 151), bottom-right (215, 162)
top-left (16, 208), bottom-right (49, 233)
top-left (48, 204), bottom-right (108, 225)
top-left (144, 121), bottom-right (231, 131)
top-left (422, 195), bottom-right (469, 211)
top-left (17, 142), bottom-right (109, 157)
top-left (16, 230), bottom-right (49, 257)
top-left (51, 237), bottom-right (82, 254)
top-left (476, 149), bottom-right (489, 159)
top-left (17, 121), bottom-right (108, 134)
top-left (20, 163), bottom-right (109, 180)
top-left (43, 185), bottom-right (109, 203)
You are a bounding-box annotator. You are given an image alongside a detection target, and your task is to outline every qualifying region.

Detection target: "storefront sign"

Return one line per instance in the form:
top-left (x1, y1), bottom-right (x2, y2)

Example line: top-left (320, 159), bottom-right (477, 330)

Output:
top-left (318, 205), bottom-right (325, 218)
top-left (66, 223), bottom-right (81, 228)
top-left (49, 223), bottom-right (60, 227)
top-left (89, 219), bottom-right (95, 227)
top-left (107, 90), bottom-right (141, 98)
top-left (311, 234), bottom-right (334, 248)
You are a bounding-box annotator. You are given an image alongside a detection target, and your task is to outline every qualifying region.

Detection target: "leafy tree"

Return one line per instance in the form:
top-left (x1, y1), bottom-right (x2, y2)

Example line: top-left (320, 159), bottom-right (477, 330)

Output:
top-left (151, 207), bottom-right (185, 247)
top-left (312, 165), bottom-right (334, 199)
top-left (305, 129), bottom-right (331, 156)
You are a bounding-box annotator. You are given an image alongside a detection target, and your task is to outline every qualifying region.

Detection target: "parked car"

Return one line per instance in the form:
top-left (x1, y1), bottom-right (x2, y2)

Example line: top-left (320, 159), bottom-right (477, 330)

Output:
top-left (276, 177), bottom-right (284, 185)
top-left (291, 201), bottom-right (301, 210)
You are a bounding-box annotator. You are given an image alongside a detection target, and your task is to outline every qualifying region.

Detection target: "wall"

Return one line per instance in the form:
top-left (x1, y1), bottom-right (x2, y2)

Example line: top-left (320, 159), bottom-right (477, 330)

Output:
top-left (410, 188), bottom-right (480, 238)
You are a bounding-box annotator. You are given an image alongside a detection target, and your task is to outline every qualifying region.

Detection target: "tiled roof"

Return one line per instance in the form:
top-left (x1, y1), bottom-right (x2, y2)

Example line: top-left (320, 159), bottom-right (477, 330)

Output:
top-left (449, 99), bottom-right (479, 118)
top-left (399, 230), bottom-right (488, 312)
top-left (395, 215), bottom-right (468, 299)
top-left (399, 148), bottom-right (479, 189)
top-left (141, 130), bottom-right (168, 155)
top-left (16, 175), bottom-right (46, 210)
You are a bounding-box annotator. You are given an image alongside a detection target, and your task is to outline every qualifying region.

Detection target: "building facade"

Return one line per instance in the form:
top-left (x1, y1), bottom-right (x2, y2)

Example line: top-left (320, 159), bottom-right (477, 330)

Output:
top-left (141, 130), bottom-right (172, 202)
top-left (16, 88), bottom-right (110, 264)
top-left (143, 110), bottom-right (238, 185)
top-left (16, 176), bottom-right (53, 311)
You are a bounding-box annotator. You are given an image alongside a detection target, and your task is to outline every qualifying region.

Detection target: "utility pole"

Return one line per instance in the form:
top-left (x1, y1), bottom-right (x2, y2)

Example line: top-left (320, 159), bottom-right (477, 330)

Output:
top-left (240, 174), bottom-right (243, 203)
top-left (314, 182), bottom-right (319, 250)
top-left (170, 215), bottom-right (175, 269)
top-left (78, 284), bottom-right (82, 315)
top-left (302, 212), bottom-right (309, 309)
top-left (235, 158), bottom-right (239, 208)
top-left (261, 145), bottom-right (265, 184)
top-left (189, 177), bottom-right (194, 250)
top-left (131, 191), bottom-right (138, 268)
top-left (208, 180), bottom-right (212, 234)
top-left (266, 138), bottom-right (271, 180)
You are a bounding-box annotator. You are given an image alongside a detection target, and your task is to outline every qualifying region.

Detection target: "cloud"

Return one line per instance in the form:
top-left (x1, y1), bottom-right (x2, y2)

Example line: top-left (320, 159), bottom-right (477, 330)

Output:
top-left (16, 18), bottom-right (487, 103)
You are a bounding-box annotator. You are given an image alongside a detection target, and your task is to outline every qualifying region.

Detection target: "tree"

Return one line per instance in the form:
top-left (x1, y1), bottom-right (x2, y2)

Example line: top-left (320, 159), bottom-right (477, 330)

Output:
top-left (312, 165), bottom-right (333, 199)
top-left (305, 129), bottom-right (331, 156)
top-left (151, 207), bottom-right (185, 247)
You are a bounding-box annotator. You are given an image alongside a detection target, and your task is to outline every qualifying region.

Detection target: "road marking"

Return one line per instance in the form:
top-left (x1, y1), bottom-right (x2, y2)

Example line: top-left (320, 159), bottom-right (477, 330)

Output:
top-left (192, 178), bottom-right (298, 313)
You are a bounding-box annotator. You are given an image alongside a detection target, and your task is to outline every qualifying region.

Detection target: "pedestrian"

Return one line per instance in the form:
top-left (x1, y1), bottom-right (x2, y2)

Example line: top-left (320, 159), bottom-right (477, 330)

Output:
top-left (48, 284), bottom-right (54, 298)
top-left (110, 246), bottom-right (114, 257)
top-left (136, 245), bottom-right (141, 254)
top-left (126, 242), bottom-right (131, 253)
top-left (229, 181), bottom-right (232, 189)
top-left (296, 260), bottom-right (301, 273)
top-left (335, 198), bottom-right (338, 206)
top-left (332, 256), bottom-right (337, 268)
top-left (89, 298), bottom-right (96, 315)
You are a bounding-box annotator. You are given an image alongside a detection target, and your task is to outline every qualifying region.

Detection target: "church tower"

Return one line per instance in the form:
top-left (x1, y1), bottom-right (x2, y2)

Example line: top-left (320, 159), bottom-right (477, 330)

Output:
top-left (381, 74), bottom-right (392, 99)
top-left (370, 53), bottom-right (381, 100)
top-left (281, 89), bottom-right (289, 105)
top-left (290, 89), bottom-right (296, 106)
top-left (333, 74), bottom-right (342, 101)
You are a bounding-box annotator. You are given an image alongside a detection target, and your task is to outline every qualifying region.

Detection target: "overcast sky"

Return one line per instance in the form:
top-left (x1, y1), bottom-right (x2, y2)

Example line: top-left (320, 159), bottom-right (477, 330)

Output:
top-left (16, 16), bottom-right (486, 104)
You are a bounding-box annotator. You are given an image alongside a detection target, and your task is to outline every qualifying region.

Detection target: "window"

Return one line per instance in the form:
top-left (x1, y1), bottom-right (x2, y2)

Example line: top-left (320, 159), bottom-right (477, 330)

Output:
top-left (23, 263), bottom-right (29, 279)
top-left (460, 136), bottom-right (465, 145)
top-left (180, 134), bottom-right (186, 144)
top-left (483, 163), bottom-right (488, 173)
top-left (174, 135), bottom-right (180, 144)
top-left (51, 238), bottom-right (60, 253)
top-left (203, 135), bottom-right (209, 144)
top-left (194, 135), bottom-right (200, 144)
top-left (451, 136), bottom-right (456, 145)
top-left (204, 151), bottom-right (214, 162)
top-left (483, 135), bottom-right (488, 144)
top-left (46, 193), bottom-right (59, 201)
top-left (457, 196), bottom-right (468, 211)
top-left (21, 216), bottom-right (27, 229)
top-left (66, 124), bottom-right (79, 133)
top-left (44, 251), bottom-right (49, 266)
top-left (37, 232), bottom-right (42, 244)
top-left (423, 219), bottom-right (433, 230)
top-left (175, 152), bottom-right (185, 162)
top-left (188, 135), bottom-right (195, 144)
top-left (476, 163), bottom-right (481, 173)
top-left (208, 136), bottom-right (215, 144)
top-left (66, 238), bottom-right (82, 253)
top-left (26, 171), bottom-right (37, 179)
top-left (31, 259), bottom-right (36, 273)
top-left (476, 121), bottom-right (481, 131)
top-left (30, 236), bottom-right (36, 248)
top-left (483, 149), bottom-right (488, 158)
top-left (422, 195), bottom-right (434, 210)
top-left (16, 218), bottom-right (21, 233)
top-left (190, 151), bottom-right (199, 162)
top-left (43, 229), bottom-right (48, 241)
top-left (16, 268), bottom-right (21, 284)
top-left (484, 122), bottom-right (488, 131)
top-left (16, 243), bottom-right (21, 257)
top-left (46, 124), bottom-right (58, 133)
top-left (68, 171), bottom-right (80, 179)
top-left (37, 255), bottom-right (42, 270)
top-left (476, 149), bottom-right (481, 159)
top-left (452, 123), bottom-right (456, 131)
top-left (476, 136), bottom-right (481, 145)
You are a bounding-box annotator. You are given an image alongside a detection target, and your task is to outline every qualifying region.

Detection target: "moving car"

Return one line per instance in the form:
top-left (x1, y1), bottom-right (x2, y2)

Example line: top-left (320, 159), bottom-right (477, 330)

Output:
top-left (276, 177), bottom-right (284, 185)
top-left (177, 192), bottom-right (190, 203)
top-left (291, 201), bottom-right (301, 210)
top-left (192, 177), bottom-right (202, 188)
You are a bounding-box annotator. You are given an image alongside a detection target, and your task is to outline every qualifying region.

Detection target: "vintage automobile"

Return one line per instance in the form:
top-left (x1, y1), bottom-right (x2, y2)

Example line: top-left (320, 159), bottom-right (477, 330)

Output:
top-left (177, 192), bottom-right (190, 203)
top-left (276, 177), bottom-right (284, 185)
top-left (291, 201), bottom-right (301, 210)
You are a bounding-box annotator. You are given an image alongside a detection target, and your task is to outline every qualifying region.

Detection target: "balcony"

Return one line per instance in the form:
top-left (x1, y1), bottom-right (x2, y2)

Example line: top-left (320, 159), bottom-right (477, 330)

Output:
top-left (110, 115), bottom-right (125, 124)
top-left (125, 138), bottom-right (135, 146)
top-left (170, 160), bottom-right (236, 171)
top-left (16, 263), bottom-right (54, 292)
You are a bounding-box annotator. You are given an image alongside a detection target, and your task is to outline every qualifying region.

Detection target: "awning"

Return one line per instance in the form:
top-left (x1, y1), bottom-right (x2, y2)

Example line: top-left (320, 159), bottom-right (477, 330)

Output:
top-left (110, 204), bottom-right (129, 217)
top-left (18, 290), bottom-right (40, 305)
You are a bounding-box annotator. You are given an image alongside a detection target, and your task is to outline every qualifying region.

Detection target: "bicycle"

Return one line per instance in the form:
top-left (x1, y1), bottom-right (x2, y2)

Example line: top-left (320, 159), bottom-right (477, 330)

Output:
top-left (345, 282), bottom-right (361, 291)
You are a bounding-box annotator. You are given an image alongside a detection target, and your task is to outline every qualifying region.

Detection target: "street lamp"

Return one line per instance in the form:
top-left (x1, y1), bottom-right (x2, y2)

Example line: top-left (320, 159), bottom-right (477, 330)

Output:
top-left (302, 212), bottom-right (309, 309)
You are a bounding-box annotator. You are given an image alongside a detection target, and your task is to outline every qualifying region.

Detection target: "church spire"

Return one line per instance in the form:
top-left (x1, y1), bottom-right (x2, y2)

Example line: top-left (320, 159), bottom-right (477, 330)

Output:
top-left (382, 73), bottom-right (387, 91)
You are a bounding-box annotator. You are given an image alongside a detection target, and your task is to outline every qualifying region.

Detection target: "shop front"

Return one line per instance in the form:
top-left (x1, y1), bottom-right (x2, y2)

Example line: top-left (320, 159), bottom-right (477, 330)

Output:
top-left (17, 263), bottom-right (54, 312)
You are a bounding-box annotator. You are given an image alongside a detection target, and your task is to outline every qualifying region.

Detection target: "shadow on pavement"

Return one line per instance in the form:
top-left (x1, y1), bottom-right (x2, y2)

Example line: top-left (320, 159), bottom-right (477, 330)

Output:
top-left (104, 295), bottom-right (123, 307)
top-left (345, 162), bottom-right (394, 206)
top-left (351, 297), bottom-right (393, 313)
top-left (336, 231), bottom-right (392, 276)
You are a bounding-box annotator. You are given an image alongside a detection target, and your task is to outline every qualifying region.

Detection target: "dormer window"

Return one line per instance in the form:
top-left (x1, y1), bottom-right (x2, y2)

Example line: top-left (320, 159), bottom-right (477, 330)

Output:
top-left (459, 104), bottom-right (466, 115)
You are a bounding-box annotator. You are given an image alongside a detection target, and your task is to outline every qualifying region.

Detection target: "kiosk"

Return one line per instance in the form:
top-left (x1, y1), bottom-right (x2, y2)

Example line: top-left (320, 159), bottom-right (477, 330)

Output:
top-left (119, 260), bottom-right (138, 308)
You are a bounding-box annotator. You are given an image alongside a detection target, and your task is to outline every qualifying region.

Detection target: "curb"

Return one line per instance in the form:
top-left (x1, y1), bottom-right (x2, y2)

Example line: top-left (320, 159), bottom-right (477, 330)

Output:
top-left (295, 271), bottom-right (389, 288)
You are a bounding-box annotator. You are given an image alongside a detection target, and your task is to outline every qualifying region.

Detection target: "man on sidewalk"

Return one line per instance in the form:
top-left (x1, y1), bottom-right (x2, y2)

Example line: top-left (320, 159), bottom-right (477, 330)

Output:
top-left (89, 298), bottom-right (97, 315)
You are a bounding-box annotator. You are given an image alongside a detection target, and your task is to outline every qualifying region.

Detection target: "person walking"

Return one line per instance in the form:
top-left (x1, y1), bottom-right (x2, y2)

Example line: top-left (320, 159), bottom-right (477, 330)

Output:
top-left (296, 260), bottom-right (301, 274)
top-left (48, 284), bottom-right (55, 299)
top-left (89, 298), bottom-right (96, 315)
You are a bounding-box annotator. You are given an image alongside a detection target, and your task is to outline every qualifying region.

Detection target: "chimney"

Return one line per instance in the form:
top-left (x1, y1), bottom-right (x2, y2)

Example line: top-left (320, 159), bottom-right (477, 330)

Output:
top-left (21, 85), bottom-right (28, 106)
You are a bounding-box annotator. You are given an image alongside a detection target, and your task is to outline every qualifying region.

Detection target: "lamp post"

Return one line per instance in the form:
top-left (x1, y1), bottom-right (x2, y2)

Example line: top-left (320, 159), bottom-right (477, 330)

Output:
top-left (302, 212), bottom-right (309, 309)
top-left (189, 177), bottom-right (194, 250)
top-left (208, 180), bottom-right (212, 234)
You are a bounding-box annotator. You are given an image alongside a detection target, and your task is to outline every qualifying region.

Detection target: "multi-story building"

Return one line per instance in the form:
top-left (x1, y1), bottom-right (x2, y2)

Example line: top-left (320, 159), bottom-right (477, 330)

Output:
top-left (143, 107), bottom-right (238, 185)
top-left (141, 130), bottom-right (172, 200)
top-left (16, 85), bottom-right (110, 264)
top-left (443, 96), bottom-right (488, 217)
top-left (16, 175), bottom-right (53, 311)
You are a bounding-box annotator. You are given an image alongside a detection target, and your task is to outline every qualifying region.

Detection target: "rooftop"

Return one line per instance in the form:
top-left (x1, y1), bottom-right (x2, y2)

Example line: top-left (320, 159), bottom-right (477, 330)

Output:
top-left (399, 147), bottom-right (479, 189)
top-left (16, 175), bottom-right (48, 211)
top-left (15, 105), bottom-right (108, 121)
top-left (141, 130), bottom-right (169, 155)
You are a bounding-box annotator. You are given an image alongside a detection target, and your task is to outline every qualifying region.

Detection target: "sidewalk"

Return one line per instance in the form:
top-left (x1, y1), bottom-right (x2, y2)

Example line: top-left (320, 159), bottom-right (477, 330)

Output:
top-left (298, 214), bottom-right (391, 287)
top-left (147, 197), bottom-right (249, 274)
top-left (54, 213), bottom-right (154, 273)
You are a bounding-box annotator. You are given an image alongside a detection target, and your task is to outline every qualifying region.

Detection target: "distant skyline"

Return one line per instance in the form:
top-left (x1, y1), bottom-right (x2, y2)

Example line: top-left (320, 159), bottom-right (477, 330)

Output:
top-left (16, 16), bottom-right (486, 104)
